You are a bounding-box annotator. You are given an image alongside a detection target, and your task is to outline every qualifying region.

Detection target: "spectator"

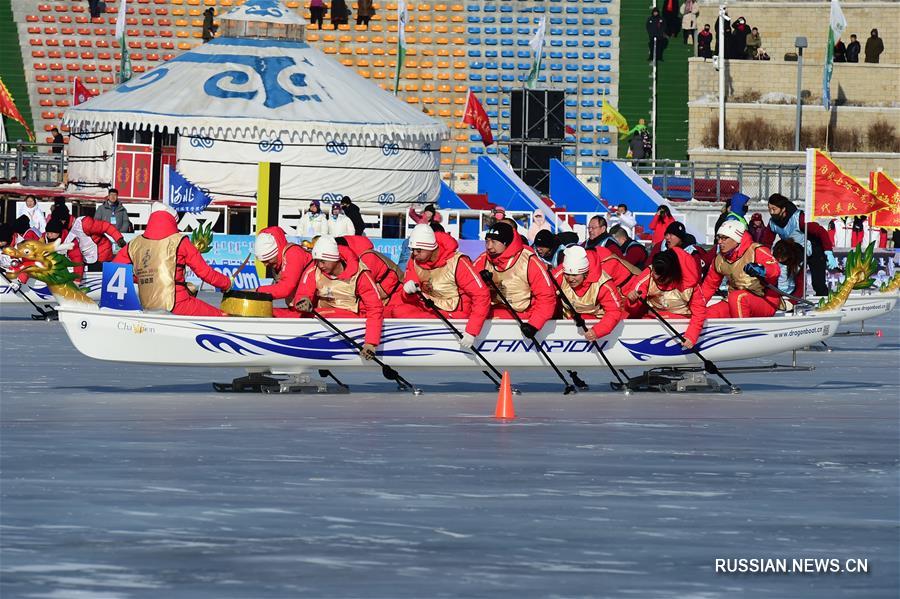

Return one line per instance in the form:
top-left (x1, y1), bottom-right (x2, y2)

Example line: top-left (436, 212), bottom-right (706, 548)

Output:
top-left (640, 122), bottom-right (653, 158)
top-left (646, 8), bottom-right (666, 62)
top-left (408, 203), bottom-right (442, 226)
top-left (585, 215), bottom-right (613, 250)
top-left (748, 212), bottom-right (776, 247)
top-left (834, 38), bottom-right (846, 63)
top-left (846, 34), bottom-right (861, 63)
top-left (327, 203), bottom-right (355, 237)
top-left (50, 127), bottom-right (64, 154)
top-left (864, 29), bottom-right (883, 63)
top-left (714, 192), bottom-right (750, 234)
top-left (628, 129), bottom-right (645, 160)
top-left (713, 8), bottom-right (729, 55)
top-left (20, 196), bottom-right (47, 234)
top-left (486, 206), bottom-right (506, 230)
top-left (356, 0), bottom-right (375, 28)
top-left (88, 0), bottom-right (102, 19)
top-left (649, 205), bottom-right (676, 246)
top-left (697, 24), bottom-right (713, 58)
top-left (730, 17), bottom-right (750, 59)
top-left (93, 188), bottom-right (132, 233)
top-left (331, 0), bottom-right (350, 29)
top-left (298, 200), bottom-right (329, 237)
top-left (526, 210), bottom-right (551, 244)
top-left (680, 0), bottom-right (699, 46)
top-left (608, 203), bottom-right (637, 238)
top-left (309, 0), bottom-right (326, 29)
top-left (662, 0), bottom-right (681, 38)
top-left (201, 8), bottom-right (217, 43)
top-left (745, 27), bottom-right (762, 59)
top-left (339, 195), bottom-right (366, 236)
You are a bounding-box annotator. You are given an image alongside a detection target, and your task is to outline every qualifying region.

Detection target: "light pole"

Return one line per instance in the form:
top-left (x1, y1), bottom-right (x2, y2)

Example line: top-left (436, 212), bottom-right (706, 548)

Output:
top-left (793, 36), bottom-right (808, 152)
top-left (717, 4), bottom-right (730, 150)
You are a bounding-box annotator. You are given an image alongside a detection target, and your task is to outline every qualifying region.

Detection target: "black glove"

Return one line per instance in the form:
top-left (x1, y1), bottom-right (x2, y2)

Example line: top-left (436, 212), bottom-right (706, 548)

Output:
top-left (520, 323), bottom-right (538, 339)
top-left (116, 237), bottom-right (127, 248)
top-left (360, 343), bottom-right (376, 360)
top-left (742, 262), bottom-right (766, 279)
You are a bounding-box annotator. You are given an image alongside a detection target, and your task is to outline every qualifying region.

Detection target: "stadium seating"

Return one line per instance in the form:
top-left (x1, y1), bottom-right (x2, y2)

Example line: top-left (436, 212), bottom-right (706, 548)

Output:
top-left (14, 0), bottom-right (618, 171)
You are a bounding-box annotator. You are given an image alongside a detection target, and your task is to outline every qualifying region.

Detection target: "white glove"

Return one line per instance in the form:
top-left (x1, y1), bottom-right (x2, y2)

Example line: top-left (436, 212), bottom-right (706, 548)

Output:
top-left (403, 280), bottom-right (419, 295)
top-left (6, 279), bottom-right (21, 292)
top-left (459, 333), bottom-right (475, 349)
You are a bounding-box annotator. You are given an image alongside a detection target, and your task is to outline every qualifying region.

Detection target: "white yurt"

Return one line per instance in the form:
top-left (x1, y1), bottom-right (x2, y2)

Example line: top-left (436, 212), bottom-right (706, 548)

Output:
top-left (63, 0), bottom-right (448, 209)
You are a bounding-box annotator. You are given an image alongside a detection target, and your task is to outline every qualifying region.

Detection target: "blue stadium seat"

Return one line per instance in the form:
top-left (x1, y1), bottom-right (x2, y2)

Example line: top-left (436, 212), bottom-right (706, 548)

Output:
top-left (579, 149), bottom-right (593, 156)
top-left (485, 27), bottom-right (497, 34)
top-left (517, 50), bottom-right (530, 58)
top-left (485, 74), bottom-right (499, 81)
top-left (580, 125), bottom-right (593, 132)
top-left (486, 98), bottom-right (498, 105)
top-left (516, 17), bottom-right (529, 24)
top-left (483, 16), bottom-right (496, 23)
top-left (566, 28), bottom-right (579, 36)
top-left (566, 111), bottom-right (577, 119)
top-left (582, 64), bottom-right (595, 71)
top-left (468, 50), bottom-right (481, 57)
top-left (566, 18), bottom-right (578, 25)
top-left (501, 39), bottom-right (512, 46)
top-left (598, 41), bottom-right (611, 48)
top-left (500, 16), bottom-right (512, 24)
top-left (550, 17), bottom-right (563, 25)
top-left (485, 62), bottom-right (498, 69)
top-left (467, 16), bottom-right (480, 23)
top-left (565, 64), bottom-right (577, 71)
top-left (600, 18), bottom-right (613, 25)
top-left (471, 61), bottom-right (484, 69)
top-left (484, 5), bottom-right (496, 12)
top-left (470, 74), bottom-right (483, 81)
top-left (501, 74), bottom-right (515, 81)
top-left (565, 51), bottom-right (578, 59)
top-left (499, 5), bottom-right (512, 12)
top-left (500, 27), bottom-right (513, 34)
top-left (470, 85), bottom-right (483, 93)
top-left (582, 18), bottom-right (595, 26)
top-left (517, 27), bottom-right (530, 34)
top-left (486, 85), bottom-right (499, 93)
top-left (564, 148), bottom-right (576, 157)
top-left (598, 125), bottom-right (610, 132)
top-left (550, 63), bottom-right (562, 71)
top-left (550, 40), bottom-right (562, 47)
top-left (517, 62), bottom-right (530, 70)
top-left (565, 98), bottom-right (577, 107)
top-left (580, 112), bottom-right (594, 119)
top-left (582, 88), bottom-right (595, 95)
top-left (583, 52), bottom-right (596, 59)
top-left (581, 75), bottom-right (596, 83)
top-left (501, 49), bottom-right (514, 57)
top-left (599, 138), bottom-right (611, 145)
top-left (550, 51), bottom-right (563, 58)
top-left (551, 74), bottom-right (563, 83)
top-left (599, 29), bottom-right (612, 36)
top-left (485, 50), bottom-right (498, 58)
top-left (501, 96), bottom-right (510, 103)
top-left (487, 147), bottom-right (498, 155)
top-left (550, 7), bottom-right (562, 14)
top-left (566, 75), bottom-right (578, 83)
top-left (596, 150), bottom-right (609, 157)
top-left (468, 37), bottom-right (481, 45)
top-left (471, 146), bottom-right (484, 155)
top-left (581, 99), bottom-right (594, 107)
top-left (501, 110), bottom-right (510, 118)
top-left (467, 27), bottom-right (481, 34)
top-left (582, 40), bottom-right (596, 47)
top-left (579, 136), bottom-right (593, 144)
top-left (550, 27), bottom-right (563, 35)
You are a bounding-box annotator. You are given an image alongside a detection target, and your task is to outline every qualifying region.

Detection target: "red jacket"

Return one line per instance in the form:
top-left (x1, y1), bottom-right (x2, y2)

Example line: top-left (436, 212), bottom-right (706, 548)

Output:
top-left (62, 215), bottom-right (124, 277)
top-left (402, 231), bottom-right (491, 336)
top-left (798, 213), bottom-right (834, 252)
top-left (624, 247), bottom-right (708, 343)
top-left (688, 233), bottom-right (780, 341)
top-left (648, 213), bottom-right (675, 246)
top-left (551, 248), bottom-right (625, 338)
top-left (648, 241), bottom-right (711, 276)
top-left (342, 235), bottom-right (401, 297)
top-left (293, 245), bottom-right (384, 346)
top-left (592, 245), bottom-right (634, 287)
top-left (114, 211), bottom-right (230, 302)
top-left (256, 226), bottom-right (311, 300)
top-left (620, 239), bottom-right (649, 270)
top-left (748, 223), bottom-right (776, 248)
top-left (473, 232), bottom-right (557, 330)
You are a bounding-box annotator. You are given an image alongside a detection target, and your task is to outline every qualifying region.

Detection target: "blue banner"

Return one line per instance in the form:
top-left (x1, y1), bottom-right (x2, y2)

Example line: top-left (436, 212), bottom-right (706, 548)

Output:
top-left (166, 167), bottom-right (213, 214)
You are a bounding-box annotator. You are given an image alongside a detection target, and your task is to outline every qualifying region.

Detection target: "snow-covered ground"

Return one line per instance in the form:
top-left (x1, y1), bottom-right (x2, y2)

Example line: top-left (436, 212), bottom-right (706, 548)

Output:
top-left (1, 303), bottom-right (898, 598)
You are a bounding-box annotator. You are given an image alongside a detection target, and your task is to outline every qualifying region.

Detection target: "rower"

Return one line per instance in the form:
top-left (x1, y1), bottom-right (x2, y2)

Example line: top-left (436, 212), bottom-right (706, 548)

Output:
top-left (686, 220), bottom-right (780, 348)
top-left (473, 221), bottom-right (557, 338)
top-left (337, 235), bottom-right (403, 302)
top-left (554, 245), bottom-right (625, 342)
top-left (388, 224), bottom-right (491, 349)
top-left (113, 202), bottom-right (231, 316)
top-left (623, 248), bottom-right (706, 346)
top-left (648, 221), bottom-right (710, 275)
top-left (584, 215), bottom-right (621, 254)
top-left (292, 235), bottom-right (384, 360)
top-left (532, 230), bottom-right (580, 267)
top-left (254, 226), bottom-right (311, 316)
top-left (609, 225), bottom-right (649, 270)
top-left (44, 206), bottom-right (126, 280)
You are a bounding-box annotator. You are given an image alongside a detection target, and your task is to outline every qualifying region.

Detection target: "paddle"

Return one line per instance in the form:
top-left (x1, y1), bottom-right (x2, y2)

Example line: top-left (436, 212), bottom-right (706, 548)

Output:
top-left (311, 309), bottom-right (421, 394)
top-left (229, 252), bottom-right (253, 288)
top-left (1, 270), bottom-right (56, 320)
top-left (544, 265), bottom-right (627, 389)
top-left (637, 294), bottom-right (740, 393)
top-left (479, 269), bottom-right (577, 395)
top-left (413, 289), bottom-right (504, 389)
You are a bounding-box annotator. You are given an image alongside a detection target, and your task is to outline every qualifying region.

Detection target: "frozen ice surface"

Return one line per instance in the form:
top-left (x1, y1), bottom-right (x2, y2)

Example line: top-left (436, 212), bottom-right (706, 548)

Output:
top-left (1, 303), bottom-right (898, 598)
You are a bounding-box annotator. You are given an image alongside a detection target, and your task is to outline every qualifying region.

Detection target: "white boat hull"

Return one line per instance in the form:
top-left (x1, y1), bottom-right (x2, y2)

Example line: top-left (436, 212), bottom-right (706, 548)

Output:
top-left (57, 306), bottom-right (844, 374)
top-left (839, 290), bottom-right (897, 325)
top-left (0, 273), bottom-right (103, 306)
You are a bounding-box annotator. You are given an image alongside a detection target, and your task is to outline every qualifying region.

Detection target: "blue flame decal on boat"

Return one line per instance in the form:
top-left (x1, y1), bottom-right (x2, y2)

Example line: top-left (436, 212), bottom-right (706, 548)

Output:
top-left (619, 325), bottom-right (767, 361)
top-left (194, 323), bottom-right (466, 360)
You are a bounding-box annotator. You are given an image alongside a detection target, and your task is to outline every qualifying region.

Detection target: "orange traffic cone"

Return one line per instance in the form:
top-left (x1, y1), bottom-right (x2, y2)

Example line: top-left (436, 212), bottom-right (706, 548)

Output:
top-left (494, 371), bottom-right (516, 419)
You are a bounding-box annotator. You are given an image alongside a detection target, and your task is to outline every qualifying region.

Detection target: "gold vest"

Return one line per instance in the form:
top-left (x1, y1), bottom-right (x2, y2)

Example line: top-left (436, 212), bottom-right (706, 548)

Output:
top-left (484, 248), bottom-right (535, 312)
top-left (647, 277), bottom-right (694, 315)
top-left (561, 271), bottom-right (611, 318)
top-left (361, 249), bottom-right (403, 301)
top-left (414, 252), bottom-right (463, 312)
top-left (315, 263), bottom-right (368, 313)
top-left (714, 242), bottom-right (765, 296)
top-left (128, 234), bottom-right (181, 311)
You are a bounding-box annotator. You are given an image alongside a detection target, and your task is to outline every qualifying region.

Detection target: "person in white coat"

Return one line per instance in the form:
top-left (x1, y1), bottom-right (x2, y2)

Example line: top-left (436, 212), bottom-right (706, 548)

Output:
top-left (608, 203), bottom-right (637, 238)
top-left (327, 202), bottom-right (355, 237)
top-left (297, 200), bottom-right (330, 237)
top-left (18, 196), bottom-right (47, 234)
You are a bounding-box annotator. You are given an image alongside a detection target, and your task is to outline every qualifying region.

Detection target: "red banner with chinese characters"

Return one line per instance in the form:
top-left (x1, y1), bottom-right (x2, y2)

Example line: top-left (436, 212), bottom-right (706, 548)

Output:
top-left (462, 90), bottom-right (494, 147)
top-left (870, 171), bottom-right (900, 230)
top-left (809, 150), bottom-right (886, 218)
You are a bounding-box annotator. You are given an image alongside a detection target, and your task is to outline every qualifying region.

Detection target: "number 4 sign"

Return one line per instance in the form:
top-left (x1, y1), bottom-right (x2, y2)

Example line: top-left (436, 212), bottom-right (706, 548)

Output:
top-left (100, 262), bottom-right (142, 311)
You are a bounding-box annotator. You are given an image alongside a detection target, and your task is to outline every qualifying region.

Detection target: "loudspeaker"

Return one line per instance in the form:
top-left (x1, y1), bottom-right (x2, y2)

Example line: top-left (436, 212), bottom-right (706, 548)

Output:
top-left (510, 90), bottom-right (566, 140)
top-left (509, 144), bottom-right (562, 194)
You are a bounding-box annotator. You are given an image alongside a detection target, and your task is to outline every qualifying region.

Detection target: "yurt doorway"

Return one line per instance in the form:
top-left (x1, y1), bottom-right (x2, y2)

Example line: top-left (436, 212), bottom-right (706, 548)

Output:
top-left (113, 126), bottom-right (177, 202)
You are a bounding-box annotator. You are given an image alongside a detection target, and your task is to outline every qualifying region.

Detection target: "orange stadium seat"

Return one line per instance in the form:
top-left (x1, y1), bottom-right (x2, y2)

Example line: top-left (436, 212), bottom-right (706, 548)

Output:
top-left (26, 15), bottom-right (39, 22)
top-left (38, 4), bottom-right (51, 11)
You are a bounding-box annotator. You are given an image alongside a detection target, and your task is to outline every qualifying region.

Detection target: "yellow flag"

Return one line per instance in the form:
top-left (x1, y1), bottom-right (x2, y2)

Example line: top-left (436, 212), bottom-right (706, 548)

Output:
top-left (601, 100), bottom-right (629, 135)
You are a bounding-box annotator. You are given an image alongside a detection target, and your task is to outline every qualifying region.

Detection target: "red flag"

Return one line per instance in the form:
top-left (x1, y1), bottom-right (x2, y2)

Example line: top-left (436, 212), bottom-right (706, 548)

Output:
top-left (871, 171), bottom-right (900, 230)
top-left (462, 90), bottom-right (493, 147)
top-left (0, 77), bottom-right (34, 141)
top-left (565, 125), bottom-right (576, 135)
top-left (73, 77), bottom-right (91, 106)
top-left (809, 150), bottom-right (886, 218)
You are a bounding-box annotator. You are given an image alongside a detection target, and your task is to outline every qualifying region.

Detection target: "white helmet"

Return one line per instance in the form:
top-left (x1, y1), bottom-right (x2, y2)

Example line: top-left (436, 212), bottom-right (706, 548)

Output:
top-left (718, 219), bottom-right (747, 243)
top-left (408, 224), bottom-right (437, 250)
top-left (562, 245), bottom-right (590, 275)
top-left (149, 201), bottom-right (177, 218)
top-left (311, 235), bottom-right (340, 261)
top-left (255, 232), bottom-right (279, 262)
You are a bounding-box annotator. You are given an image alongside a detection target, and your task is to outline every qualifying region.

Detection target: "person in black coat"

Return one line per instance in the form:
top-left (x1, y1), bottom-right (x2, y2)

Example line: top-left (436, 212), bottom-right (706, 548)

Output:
top-left (646, 8), bottom-right (666, 61)
top-left (661, 0), bottom-right (681, 38)
top-left (846, 34), bottom-right (861, 63)
top-left (697, 24), bottom-right (713, 58)
top-left (340, 196), bottom-right (366, 236)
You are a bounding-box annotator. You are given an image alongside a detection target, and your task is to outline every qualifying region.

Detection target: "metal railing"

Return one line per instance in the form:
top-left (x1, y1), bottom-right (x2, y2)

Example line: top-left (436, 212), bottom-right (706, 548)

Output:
top-left (0, 142), bottom-right (67, 187)
top-left (603, 159), bottom-right (806, 203)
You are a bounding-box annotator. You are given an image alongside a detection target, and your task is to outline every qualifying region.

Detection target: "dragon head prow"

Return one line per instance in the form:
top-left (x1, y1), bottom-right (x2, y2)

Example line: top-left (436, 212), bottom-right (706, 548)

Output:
top-left (3, 238), bottom-right (96, 305)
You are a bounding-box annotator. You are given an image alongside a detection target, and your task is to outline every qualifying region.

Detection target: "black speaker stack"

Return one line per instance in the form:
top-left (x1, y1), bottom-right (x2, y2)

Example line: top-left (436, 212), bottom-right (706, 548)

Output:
top-left (507, 89), bottom-right (566, 194)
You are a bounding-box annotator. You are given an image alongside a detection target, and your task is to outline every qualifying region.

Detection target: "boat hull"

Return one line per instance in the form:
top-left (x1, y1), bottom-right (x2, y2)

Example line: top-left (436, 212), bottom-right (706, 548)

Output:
top-left (57, 306), bottom-right (844, 374)
top-left (839, 290), bottom-right (897, 324)
top-left (0, 273), bottom-right (103, 306)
